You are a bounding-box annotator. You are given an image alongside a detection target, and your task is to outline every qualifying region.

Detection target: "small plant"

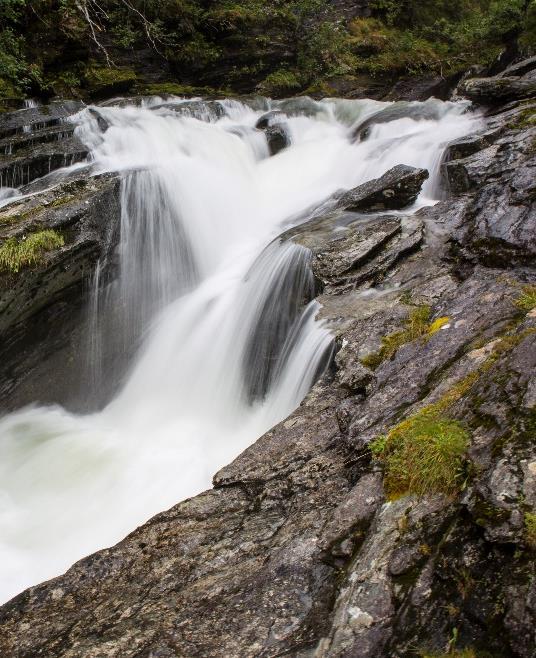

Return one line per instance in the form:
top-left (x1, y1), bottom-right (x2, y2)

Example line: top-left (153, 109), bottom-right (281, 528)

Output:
top-left (515, 285), bottom-right (536, 312)
top-left (421, 648), bottom-right (477, 658)
top-left (361, 306), bottom-right (450, 369)
top-left (371, 410), bottom-right (469, 498)
top-left (0, 230), bottom-right (64, 273)
top-left (525, 512), bottom-right (536, 549)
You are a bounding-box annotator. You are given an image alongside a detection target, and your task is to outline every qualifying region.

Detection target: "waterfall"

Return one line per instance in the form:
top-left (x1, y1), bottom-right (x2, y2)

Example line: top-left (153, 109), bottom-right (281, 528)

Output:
top-left (0, 95), bottom-right (481, 604)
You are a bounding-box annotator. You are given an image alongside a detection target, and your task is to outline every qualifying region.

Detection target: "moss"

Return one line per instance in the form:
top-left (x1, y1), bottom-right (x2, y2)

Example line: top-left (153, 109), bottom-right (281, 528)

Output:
top-left (361, 306), bottom-right (449, 370)
top-left (139, 82), bottom-right (226, 98)
top-left (421, 649), bottom-right (477, 658)
top-left (257, 69), bottom-right (302, 96)
top-left (371, 411), bottom-right (469, 498)
top-left (525, 512), bottom-right (536, 549)
top-left (0, 229), bottom-right (64, 273)
top-left (84, 66), bottom-right (137, 98)
top-left (515, 285), bottom-right (536, 312)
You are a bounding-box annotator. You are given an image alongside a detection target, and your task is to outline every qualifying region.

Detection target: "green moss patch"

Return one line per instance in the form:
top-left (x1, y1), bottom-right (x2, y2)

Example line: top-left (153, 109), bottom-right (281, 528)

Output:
top-left (371, 411), bottom-right (469, 498)
top-left (515, 285), bottom-right (536, 312)
top-left (361, 306), bottom-right (450, 370)
top-left (525, 512), bottom-right (536, 549)
top-left (0, 229), bottom-right (64, 273)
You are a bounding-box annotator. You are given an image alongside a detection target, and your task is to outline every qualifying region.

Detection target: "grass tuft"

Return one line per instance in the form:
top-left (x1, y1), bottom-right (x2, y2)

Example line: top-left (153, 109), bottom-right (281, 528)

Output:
top-left (0, 230), bottom-right (64, 273)
top-left (515, 285), bottom-right (536, 313)
top-left (371, 411), bottom-right (469, 498)
top-left (525, 512), bottom-right (536, 549)
top-left (361, 306), bottom-right (450, 370)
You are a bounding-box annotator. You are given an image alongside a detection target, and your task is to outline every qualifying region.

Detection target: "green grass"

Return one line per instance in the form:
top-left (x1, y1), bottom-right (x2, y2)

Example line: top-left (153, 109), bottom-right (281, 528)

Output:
top-left (421, 649), bottom-right (477, 658)
top-left (371, 410), bottom-right (469, 498)
top-left (0, 229), bottom-right (64, 273)
top-left (361, 306), bottom-right (450, 370)
top-left (525, 512), bottom-right (536, 549)
top-left (515, 285), bottom-right (536, 312)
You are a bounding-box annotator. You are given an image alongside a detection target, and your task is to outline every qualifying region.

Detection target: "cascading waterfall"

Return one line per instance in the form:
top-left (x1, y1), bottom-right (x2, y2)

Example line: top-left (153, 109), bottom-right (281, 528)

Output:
top-left (0, 94), bottom-right (481, 604)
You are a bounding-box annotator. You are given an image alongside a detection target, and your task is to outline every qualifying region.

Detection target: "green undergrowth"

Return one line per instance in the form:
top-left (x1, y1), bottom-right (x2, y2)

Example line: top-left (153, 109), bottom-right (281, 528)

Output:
top-left (525, 512), bottom-right (536, 549)
top-left (0, 229), bottom-right (64, 273)
top-left (515, 284), bottom-right (536, 312)
top-left (361, 305), bottom-right (450, 370)
top-left (0, 1), bottom-right (535, 105)
top-left (371, 314), bottom-right (536, 499)
top-left (371, 411), bottom-right (469, 498)
top-left (421, 649), bottom-right (477, 658)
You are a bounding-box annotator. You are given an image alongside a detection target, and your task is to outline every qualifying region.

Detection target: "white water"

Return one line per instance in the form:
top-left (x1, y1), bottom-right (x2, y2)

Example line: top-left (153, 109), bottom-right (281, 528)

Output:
top-left (0, 95), bottom-right (480, 603)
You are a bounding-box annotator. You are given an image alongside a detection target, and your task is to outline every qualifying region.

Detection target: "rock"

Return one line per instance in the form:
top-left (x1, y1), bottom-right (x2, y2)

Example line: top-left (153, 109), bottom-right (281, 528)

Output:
top-left (351, 100), bottom-right (449, 141)
top-left (0, 137), bottom-right (88, 188)
top-left (0, 173), bottom-right (121, 410)
top-left (0, 100), bottom-right (84, 140)
top-left (335, 164), bottom-right (429, 212)
top-left (497, 55), bottom-right (536, 79)
top-left (255, 111), bottom-right (291, 156)
top-left (1, 90), bottom-right (536, 658)
top-left (459, 76), bottom-right (536, 104)
top-left (255, 110), bottom-right (285, 129)
top-left (151, 99), bottom-right (227, 122)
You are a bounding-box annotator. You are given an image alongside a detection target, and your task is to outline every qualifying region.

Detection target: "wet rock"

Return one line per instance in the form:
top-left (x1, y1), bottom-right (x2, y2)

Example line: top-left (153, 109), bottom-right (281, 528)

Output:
top-left (335, 164), bottom-right (429, 212)
top-left (151, 99), bottom-right (226, 121)
top-left (459, 76), bottom-right (536, 104)
top-left (255, 111), bottom-right (291, 156)
top-left (351, 100), bottom-right (449, 141)
top-left (0, 173), bottom-right (121, 410)
top-left (0, 100), bottom-right (83, 140)
top-left (0, 137), bottom-right (88, 188)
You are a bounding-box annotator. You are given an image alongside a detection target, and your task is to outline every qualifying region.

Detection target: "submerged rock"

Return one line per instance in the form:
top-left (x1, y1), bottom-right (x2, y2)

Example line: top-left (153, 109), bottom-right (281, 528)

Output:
top-left (256, 110), bottom-right (291, 156)
top-left (351, 101), bottom-right (448, 141)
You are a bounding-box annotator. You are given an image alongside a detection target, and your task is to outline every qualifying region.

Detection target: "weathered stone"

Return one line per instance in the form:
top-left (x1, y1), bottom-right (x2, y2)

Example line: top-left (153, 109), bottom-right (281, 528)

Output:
top-left (459, 76), bottom-right (536, 104)
top-left (335, 164), bottom-right (429, 212)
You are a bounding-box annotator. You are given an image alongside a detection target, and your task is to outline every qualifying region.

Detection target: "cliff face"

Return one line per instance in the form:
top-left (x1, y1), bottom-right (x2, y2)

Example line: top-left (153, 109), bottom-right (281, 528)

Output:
top-left (0, 64), bottom-right (535, 657)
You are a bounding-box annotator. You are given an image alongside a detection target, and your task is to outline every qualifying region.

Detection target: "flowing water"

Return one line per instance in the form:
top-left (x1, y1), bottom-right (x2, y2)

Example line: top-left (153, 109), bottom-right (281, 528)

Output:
top-left (0, 95), bottom-right (480, 603)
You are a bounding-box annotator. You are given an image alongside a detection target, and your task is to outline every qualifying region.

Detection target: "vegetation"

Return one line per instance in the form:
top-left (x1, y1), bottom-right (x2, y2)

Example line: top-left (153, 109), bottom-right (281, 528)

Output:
top-left (525, 512), bottom-right (536, 549)
top-left (0, 230), bottom-right (64, 273)
top-left (515, 284), bottom-right (536, 312)
top-left (361, 305), bottom-right (450, 370)
top-left (370, 410), bottom-right (469, 498)
top-left (421, 649), bottom-right (477, 658)
top-left (0, 0), bottom-right (535, 105)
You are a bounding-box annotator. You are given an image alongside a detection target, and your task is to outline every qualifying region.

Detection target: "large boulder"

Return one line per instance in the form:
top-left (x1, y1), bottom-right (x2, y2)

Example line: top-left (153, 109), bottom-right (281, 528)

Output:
top-left (459, 76), bottom-right (536, 104)
top-left (255, 111), bottom-right (291, 155)
top-left (335, 164), bottom-right (429, 212)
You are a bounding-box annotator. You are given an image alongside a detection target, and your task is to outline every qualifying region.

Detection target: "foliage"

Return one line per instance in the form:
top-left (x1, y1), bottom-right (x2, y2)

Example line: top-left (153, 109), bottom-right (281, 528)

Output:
top-left (0, 0), bottom-right (534, 104)
top-left (371, 411), bottom-right (469, 498)
top-left (421, 649), bottom-right (477, 658)
top-left (0, 230), bottom-right (64, 273)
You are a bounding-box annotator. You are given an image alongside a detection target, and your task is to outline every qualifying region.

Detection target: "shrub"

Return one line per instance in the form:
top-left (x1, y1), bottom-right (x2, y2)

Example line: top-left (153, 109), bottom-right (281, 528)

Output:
top-left (371, 410), bottom-right (469, 498)
top-left (258, 69), bottom-right (302, 95)
top-left (0, 230), bottom-right (64, 273)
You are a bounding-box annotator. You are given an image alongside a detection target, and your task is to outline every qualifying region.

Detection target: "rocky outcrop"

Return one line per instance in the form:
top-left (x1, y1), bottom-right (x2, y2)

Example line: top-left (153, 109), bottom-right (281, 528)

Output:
top-left (0, 171), bottom-right (120, 410)
top-left (335, 164), bottom-right (429, 212)
top-left (1, 84), bottom-right (535, 658)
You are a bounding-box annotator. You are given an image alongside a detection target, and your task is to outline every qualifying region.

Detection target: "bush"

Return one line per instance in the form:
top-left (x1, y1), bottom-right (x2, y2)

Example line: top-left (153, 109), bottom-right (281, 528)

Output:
top-left (371, 411), bottom-right (469, 498)
top-left (525, 512), bottom-right (536, 549)
top-left (0, 230), bottom-right (64, 273)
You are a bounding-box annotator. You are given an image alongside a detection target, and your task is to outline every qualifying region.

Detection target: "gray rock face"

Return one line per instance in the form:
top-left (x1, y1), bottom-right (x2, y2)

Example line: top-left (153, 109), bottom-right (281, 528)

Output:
top-left (458, 57), bottom-right (536, 105)
top-left (0, 173), bottom-right (121, 410)
top-left (0, 92), bottom-right (535, 658)
top-left (335, 164), bottom-right (429, 212)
